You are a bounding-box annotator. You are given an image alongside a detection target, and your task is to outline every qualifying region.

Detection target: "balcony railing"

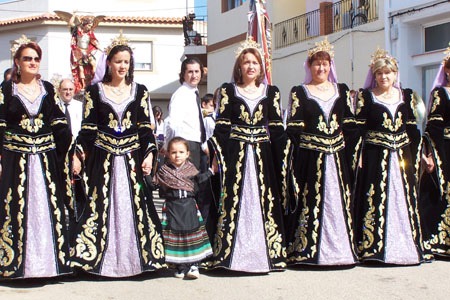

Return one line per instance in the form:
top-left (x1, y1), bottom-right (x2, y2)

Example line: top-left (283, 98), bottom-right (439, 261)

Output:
top-left (183, 13), bottom-right (208, 46)
top-left (274, 0), bottom-right (378, 49)
top-left (274, 9), bottom-right (320, 49)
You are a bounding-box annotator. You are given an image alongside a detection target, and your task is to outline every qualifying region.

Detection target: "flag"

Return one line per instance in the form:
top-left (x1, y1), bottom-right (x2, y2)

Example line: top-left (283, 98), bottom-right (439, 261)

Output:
top-left (247, 0), bottom-right (272, 84)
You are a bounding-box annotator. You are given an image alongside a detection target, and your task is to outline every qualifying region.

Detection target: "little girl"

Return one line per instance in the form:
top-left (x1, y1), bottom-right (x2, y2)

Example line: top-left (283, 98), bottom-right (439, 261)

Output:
top-left (155, 136), bottom-right (214, 279)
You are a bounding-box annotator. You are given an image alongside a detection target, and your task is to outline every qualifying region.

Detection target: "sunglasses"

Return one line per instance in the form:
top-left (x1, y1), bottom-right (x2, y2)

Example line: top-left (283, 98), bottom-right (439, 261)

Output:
top-left (22, 56), bottom-right (41, 62)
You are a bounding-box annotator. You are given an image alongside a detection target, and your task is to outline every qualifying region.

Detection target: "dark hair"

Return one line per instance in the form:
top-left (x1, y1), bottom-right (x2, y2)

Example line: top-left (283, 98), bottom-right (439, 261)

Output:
top-left (201, 93), bottom-right (214, 105)
top-left (11, 42), bottom-right (42, 83)
top-left (102, 45), bottom-right (134, 85)
top-left (232, 47), bottom-right (265, 86)
top-left (307, 51), bottom-right (331, 66)
top-left (3, 68), bottom-right (12, 81)
top-left (445, 58), bottom-right (450, 69)
top-left (179, 57), bottom-right (204, 84)
top-left (167, 136), bottom-right (190, 152)
top-left (152, 105), bottom-right (163, 117)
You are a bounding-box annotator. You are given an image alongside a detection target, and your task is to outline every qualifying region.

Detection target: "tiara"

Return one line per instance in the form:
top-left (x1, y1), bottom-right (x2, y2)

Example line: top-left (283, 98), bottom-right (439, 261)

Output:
top-left (308, 37), bottom-right (334, 59)
top-left (10, 34), bottom-right (33, 56)
top-left (370, 47), bottom-right (398, 68)
top-left (442, 42), bottom-right (450, 65)
top-left (104, 30), bottom-right (130, 55)
top-left (235, 36), bottom-right (263, 58)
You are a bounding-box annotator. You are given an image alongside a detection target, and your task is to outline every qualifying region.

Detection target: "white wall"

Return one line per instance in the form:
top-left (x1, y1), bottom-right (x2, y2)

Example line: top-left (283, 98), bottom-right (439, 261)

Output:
top-left (387, 0), bottom-right (450, 100)
top-left (0, 0), bottom-right (189, 101)
top-left (207, 0), bottom-right (386, 107)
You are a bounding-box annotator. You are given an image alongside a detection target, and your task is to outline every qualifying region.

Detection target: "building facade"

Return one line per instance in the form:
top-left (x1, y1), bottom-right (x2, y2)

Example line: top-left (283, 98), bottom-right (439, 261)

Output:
top-left (206, 0), bottom-right (450, 108)
top-left (0, 0), bottom-right (196, 107)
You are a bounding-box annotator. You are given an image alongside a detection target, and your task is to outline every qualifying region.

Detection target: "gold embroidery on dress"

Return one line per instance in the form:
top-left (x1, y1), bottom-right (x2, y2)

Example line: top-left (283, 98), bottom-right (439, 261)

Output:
top-left (97, 155), bottom-right (111, 266)
top-left (437, 183), bottom-right (450, 247)
top-left (256, 145), bottom-right (285, 260)
top-left (356, 91), bottom-right (365, 116)
top-left (19, 114), bottom-right (44, 133)
top-left (219, 88), bottom-right (228, 114)
top-left (399, 148), bottom-right (418, 242)
top-left (336, 152), bottom-right (355, 250)
top-left (239, 105), bottom-right (250, 124)
top-left (311, 153), bottom-right (323, 257)
top-left (273, 91), bottom-right (281, 117)
top-left (121, 111), bottom-right (132, 130)
top-left (382, 112), bottom-right (403, 132)
top-left (84, 91), bottom-right (94, 119)
top-left (430, 90), bottom-right (440, 114)
top-left (129, 154), bottom-right (149, 262)
top-left (287, 183), bottom-right (309, 260)
top-left (346, 90), bottom-right (354, 115)
top-left (377, 149), bottom-right (389, 251)
top-left (141, 90), bottom-right (149, 117)
top-left (43, 154), bottom-right (66, 264)
top-left (73, 187), bottom-right (99, 264)
top-left (359, 184), bottom-right (376, 252)
top-left (253, 104), bottom-right (264, 123)
top-left (291, 92), bottom-right (300, 117)
top-left (16, 155), bottom-right (26, 271)
top-left (0, 189), bottom-right (14, 273)
top-left (225, 142), bottom-right (244, 260)
top-left (108, 113), bottom-right (119, 131)
top-left (317, 114), bottom-right (339, 134)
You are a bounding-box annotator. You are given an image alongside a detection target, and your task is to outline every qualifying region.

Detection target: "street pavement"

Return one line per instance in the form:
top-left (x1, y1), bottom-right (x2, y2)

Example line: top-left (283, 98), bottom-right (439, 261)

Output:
top-left (1, 192), bottom-right (449, 300)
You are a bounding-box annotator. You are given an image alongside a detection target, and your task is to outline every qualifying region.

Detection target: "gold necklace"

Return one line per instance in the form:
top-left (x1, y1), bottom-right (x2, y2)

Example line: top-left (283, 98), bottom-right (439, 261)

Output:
top-left (108, 84), bottom-right (126, 96)
top-left (19, 83), bottom-right (38, 96)
top-left (380, 89), bottom-right (394, 99)
top-left (315, 82), bottom-right (330, 92)
top-left (242, 85), bottom-right (258, 94)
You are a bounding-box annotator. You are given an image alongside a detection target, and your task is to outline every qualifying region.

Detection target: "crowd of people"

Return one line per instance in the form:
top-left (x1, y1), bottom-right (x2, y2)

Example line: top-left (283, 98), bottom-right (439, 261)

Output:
top-left (0, 32), bottom-right (449, 282)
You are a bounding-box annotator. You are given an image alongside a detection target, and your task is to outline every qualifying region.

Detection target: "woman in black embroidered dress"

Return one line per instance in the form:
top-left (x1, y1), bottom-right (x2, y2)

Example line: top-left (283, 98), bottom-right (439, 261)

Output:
top-left (419, 46), bottom-right (450, 258)
top-left (285, 38), bottom-right (359, 266)
top-left (70, 33), bottom-right (165, 277)
top-left (354, 48), bottom-right (430, 264)
top-left (205, 38), bottom-right (287, 272)
top-left (0, 37), bottom-right (72, 279)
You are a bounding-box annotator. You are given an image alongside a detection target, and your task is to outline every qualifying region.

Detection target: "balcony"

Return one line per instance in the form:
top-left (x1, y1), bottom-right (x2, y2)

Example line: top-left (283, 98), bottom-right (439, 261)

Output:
top-left (274, 0), bottom-right (379, 49)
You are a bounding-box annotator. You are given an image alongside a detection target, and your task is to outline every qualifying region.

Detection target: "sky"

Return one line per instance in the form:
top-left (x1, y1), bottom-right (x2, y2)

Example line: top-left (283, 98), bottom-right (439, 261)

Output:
top-left (194, 0), bottom-right (207, 18)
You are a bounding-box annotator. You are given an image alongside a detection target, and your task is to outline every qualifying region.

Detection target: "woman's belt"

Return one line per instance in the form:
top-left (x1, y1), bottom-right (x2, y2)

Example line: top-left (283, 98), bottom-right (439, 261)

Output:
top-left (3, 132), bottom-right (55, 154)
top-left (365, 130), bottom-right (410, 150)
top-left (298, 132), bottom-right (345, 154)
top-left (229, 125), bottom-right (269, 143)
top-left (164, 189), bottom-right (195, 200)
top-left (94, 131), bottom-right (140, 155)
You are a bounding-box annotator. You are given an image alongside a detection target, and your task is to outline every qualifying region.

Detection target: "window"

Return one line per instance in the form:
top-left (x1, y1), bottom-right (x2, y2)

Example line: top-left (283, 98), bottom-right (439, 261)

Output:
top-left (130, 41), bottom-right (153, 71)
top-left (222, 0), bottom-right (247, 12)
top-left (425, 22), bottom-right (450, 52)
top-left (422, 64), bottom-right (440, 107)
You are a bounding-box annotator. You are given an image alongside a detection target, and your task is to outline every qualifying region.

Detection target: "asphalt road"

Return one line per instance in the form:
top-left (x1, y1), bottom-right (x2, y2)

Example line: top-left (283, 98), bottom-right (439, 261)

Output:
top-left (1, 193), bottom-right (449, 300)
top-left (0, 260), bottom-right (449, 300)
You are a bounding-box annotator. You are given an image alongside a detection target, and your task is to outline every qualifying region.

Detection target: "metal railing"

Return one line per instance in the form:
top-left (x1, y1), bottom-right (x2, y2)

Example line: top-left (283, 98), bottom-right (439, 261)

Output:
top-left (183, 14), bottom-right (208, 46)
top-left (274, 0), bottom-right (379, 49)
top-left (332, 0), bottom-right (378, 32)
top-left (274, 9), bottom-right (320, 49)
top-left (193, 17), bottom-right (207, 46)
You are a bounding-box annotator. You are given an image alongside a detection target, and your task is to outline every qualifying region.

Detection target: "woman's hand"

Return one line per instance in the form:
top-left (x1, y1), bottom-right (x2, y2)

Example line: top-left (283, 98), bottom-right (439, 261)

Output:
top-left (211, 155), bottom-right (219, 174)
top-left (73, 155), bottom-right (82, 176)
top-left (422, 153), bottom-right (435, 173)
top-left (142, 153), bottom-right (154, 176)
